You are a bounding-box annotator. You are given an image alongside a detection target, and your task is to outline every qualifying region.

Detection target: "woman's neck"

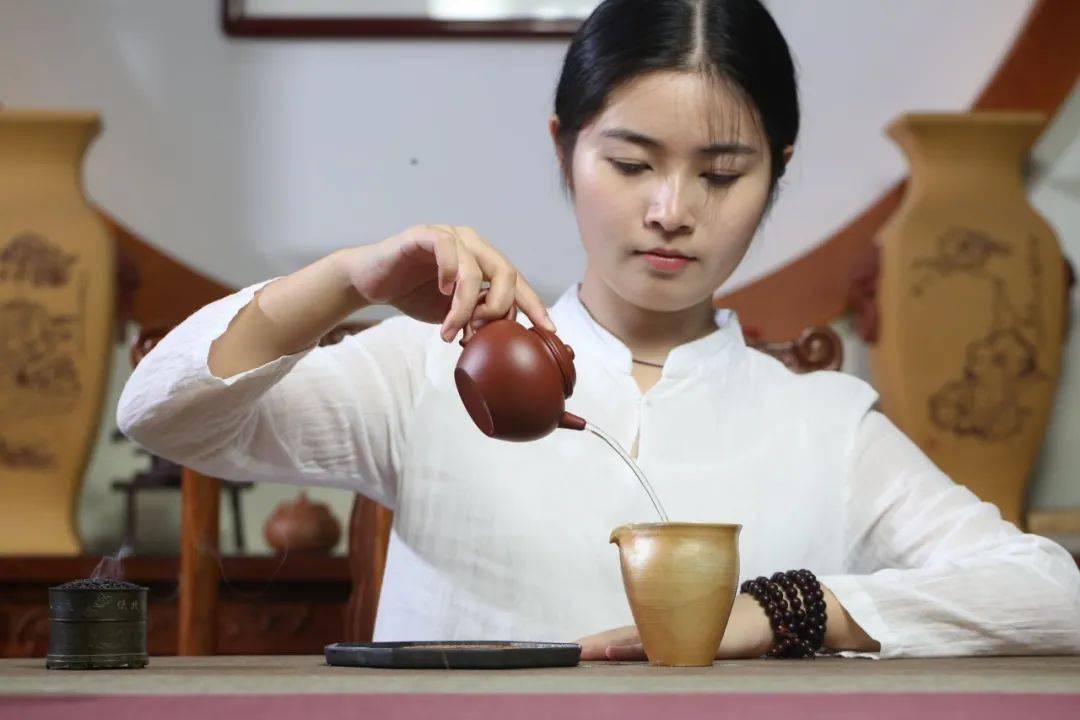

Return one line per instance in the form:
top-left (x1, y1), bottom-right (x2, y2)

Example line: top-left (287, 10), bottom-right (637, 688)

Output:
top-left (577, 270), bottom-right (718, 363)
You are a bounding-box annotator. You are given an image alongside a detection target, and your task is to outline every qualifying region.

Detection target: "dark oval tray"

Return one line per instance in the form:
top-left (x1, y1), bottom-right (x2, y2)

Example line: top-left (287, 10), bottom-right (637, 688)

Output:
top-left (325, 641), bottom-right (581, 670)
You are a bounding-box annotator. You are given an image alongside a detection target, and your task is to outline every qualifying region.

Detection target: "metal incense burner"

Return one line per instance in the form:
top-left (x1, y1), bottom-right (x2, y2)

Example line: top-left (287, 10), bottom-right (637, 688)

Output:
top-left (46, 579), bottom-right (148, 670)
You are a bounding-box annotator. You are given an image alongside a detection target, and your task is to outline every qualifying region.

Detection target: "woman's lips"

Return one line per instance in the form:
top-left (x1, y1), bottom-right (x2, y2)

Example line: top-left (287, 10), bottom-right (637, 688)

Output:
top-left (638, 251), bottom-right (694, 272)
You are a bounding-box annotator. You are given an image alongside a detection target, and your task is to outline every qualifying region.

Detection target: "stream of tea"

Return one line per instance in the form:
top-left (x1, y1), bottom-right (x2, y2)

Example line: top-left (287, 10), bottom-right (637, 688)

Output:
top-left (586, 423), bottom-right (669, 522)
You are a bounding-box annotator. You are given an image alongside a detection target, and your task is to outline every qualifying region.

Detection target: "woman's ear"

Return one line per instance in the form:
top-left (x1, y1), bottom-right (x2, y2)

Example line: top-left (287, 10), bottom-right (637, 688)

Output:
top-left (781, 144), bottom-right (794, 167)
top-left (549, 114), bottom-right (572, 192)
top-left (548, 114), bottom-right (562, 159)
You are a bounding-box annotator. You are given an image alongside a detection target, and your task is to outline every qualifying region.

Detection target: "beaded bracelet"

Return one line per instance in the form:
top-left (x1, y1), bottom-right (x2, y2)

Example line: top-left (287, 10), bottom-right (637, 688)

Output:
top-left (739, 569), bottom-right (827, 659)
top-left (741, 576), bottom-right (813, 658)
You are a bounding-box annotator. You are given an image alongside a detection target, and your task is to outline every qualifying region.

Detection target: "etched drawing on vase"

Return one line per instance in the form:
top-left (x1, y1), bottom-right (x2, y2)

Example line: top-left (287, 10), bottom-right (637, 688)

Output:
top-left (0, 437), bottom-right (57, 470)
top-left (913, 231), bottom-right (1051, 442)
top-left (0, 232), bottom-right (77, 286)
top-left (0, 234), bottom-right (84, 468)
top-left (909, 227), bottom-right (1010, 296)
top-left (0, 298), bottom-right (83, 418)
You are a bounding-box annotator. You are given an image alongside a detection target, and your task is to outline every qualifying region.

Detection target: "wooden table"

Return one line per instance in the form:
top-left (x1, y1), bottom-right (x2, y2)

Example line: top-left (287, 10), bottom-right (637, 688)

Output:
top-left (2, 655), bottom-right (1079, 719)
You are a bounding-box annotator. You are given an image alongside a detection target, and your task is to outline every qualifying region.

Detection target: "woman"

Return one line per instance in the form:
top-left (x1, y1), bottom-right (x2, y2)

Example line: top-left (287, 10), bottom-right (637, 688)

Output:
top-left (117, 0), bottom-right (1080, 660)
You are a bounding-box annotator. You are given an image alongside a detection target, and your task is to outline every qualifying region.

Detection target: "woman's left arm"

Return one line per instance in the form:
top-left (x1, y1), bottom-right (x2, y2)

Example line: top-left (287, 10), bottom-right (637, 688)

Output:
top-left (579, 410), bottom-right (1080, 661)
top-left (816, 410), bottom-right (1080, 658)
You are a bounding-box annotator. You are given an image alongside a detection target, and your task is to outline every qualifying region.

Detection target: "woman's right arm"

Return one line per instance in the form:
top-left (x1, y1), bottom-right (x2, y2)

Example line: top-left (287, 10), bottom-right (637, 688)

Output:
top-left (208, 223), bottom-right (554, 377)
top-left (203, 246), bottom-right (368, 380)
top-left (117, 225), bottom-right (553, 507)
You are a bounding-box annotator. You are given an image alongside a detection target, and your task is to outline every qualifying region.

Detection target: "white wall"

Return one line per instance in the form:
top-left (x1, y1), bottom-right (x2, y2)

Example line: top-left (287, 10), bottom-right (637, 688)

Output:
top-left (2, 0), bottom-right (1032, 300)
top-left (8, 0), bottom-right (1074, 556)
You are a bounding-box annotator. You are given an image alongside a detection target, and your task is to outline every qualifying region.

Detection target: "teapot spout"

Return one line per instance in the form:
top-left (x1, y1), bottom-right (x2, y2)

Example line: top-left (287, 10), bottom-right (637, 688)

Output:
top-left (559, 412), bottom-right (587, 431)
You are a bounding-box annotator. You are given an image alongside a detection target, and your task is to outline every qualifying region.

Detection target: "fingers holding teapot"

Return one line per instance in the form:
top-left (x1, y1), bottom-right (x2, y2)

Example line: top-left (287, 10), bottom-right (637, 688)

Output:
top-left (429, 225), bottom-right (554, 341)
top-left (340, 225), bottom-right (554, 341)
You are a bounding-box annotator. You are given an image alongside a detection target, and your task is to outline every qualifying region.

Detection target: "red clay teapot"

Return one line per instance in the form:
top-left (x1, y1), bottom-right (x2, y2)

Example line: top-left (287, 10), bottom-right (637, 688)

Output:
top-left (455, 319), bottom-right (587, 441)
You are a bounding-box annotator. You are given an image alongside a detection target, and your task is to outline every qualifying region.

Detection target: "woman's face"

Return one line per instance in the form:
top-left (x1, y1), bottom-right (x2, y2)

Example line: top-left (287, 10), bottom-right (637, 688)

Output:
top-left (554, 71), bottom-right (785, 313)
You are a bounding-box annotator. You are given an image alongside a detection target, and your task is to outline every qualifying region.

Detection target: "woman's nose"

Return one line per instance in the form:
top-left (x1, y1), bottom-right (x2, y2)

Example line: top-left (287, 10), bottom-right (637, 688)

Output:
top-left (644, 178), bottom-right (695, 235)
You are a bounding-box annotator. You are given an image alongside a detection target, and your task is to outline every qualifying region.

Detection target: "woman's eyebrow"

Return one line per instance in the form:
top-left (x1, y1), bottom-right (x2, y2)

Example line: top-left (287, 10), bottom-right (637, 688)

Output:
top-left (600, 127), bottom-right (757, 156)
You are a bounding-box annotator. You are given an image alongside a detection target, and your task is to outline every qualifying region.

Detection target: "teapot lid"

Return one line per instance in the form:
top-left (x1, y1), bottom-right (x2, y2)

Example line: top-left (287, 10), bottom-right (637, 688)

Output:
top-left (531, 325), bottom-right (576, 397)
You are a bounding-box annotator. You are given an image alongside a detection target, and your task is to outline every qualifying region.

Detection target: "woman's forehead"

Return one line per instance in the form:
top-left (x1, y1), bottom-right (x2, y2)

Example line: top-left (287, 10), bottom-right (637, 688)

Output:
top-left (587, 71), bottom-right (762, 148)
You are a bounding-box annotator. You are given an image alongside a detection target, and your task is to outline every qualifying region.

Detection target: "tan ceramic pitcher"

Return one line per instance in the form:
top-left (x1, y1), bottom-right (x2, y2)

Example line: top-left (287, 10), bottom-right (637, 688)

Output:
top-left (610, 522), bottom-right (741, 666)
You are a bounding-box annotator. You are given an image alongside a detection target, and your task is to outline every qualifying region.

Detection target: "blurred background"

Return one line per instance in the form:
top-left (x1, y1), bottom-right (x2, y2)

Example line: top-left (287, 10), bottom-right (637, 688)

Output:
top-left (0, 0), bottom-right (1076, 655)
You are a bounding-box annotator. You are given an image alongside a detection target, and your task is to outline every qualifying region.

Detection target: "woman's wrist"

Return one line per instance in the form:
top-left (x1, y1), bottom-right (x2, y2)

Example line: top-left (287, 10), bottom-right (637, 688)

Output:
top-left (257, 249), bottom-right (369, 337)
top-left (821, 584), bottom-right (880, 653)
top-left (716, 593), bottom-right (774, 659)
top-left (327, 246), bottom-right (375, 310)
top-left (744, 593), bottom-right (776, 657)
top-left (209, 249), bottom-right (370, 378)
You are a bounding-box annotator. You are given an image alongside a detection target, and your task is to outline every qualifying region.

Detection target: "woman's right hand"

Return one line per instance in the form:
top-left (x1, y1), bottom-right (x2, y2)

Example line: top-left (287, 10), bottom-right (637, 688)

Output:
top-left (338, 225), bottom-right (555, 342)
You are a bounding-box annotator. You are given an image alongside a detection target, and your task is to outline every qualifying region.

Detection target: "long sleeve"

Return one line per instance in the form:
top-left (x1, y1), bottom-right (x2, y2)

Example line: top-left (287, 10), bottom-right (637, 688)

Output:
top-left (116, 279), bottom-right (433, 510)
top-left (819, 410), bottom-right (1080, 658)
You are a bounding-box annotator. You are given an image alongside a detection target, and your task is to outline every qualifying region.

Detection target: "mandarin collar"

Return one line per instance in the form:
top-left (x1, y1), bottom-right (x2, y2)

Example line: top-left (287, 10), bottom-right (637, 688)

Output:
top-left (546, 284), bottom-right (745, 378)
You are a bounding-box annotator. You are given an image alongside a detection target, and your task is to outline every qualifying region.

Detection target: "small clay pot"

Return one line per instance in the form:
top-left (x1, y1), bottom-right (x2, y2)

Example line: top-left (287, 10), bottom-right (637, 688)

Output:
top-left (264, 492), bottom-right (341, 553)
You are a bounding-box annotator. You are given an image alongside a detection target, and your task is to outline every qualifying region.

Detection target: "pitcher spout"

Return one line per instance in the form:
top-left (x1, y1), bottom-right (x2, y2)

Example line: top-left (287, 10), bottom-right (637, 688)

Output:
top-left (609, 525), bottom-right (631, 546)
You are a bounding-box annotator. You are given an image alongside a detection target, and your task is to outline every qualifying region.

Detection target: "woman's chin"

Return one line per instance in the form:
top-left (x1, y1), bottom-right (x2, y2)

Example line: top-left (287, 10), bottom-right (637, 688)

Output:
top-left (617, 282), bottom-right (713, 315)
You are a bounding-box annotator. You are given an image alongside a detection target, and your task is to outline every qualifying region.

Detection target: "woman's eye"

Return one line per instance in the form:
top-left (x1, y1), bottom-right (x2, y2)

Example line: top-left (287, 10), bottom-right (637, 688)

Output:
top-left (608, 160), bottom-right (740, 187)
top-left (609, 160), bottom-right (649, 175)
top-left (703, 173), bottom-right (740, 188)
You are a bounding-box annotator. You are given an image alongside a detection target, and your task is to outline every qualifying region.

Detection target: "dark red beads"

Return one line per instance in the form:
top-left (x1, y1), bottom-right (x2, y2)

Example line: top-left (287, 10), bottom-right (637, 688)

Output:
top-left (739, 569), bottom-right (828, 659)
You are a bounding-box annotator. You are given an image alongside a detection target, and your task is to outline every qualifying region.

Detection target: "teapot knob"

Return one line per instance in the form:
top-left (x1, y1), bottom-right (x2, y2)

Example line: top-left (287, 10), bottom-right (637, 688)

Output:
top-left (565, 345), bottom-right (575, 360)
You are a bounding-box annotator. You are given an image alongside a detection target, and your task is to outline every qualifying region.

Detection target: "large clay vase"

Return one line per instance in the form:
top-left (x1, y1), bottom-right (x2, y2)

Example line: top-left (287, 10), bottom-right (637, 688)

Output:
top-left (871, 112), bottom-right (1065, 528)
top-left (0, 110), bottom-right (115, 553)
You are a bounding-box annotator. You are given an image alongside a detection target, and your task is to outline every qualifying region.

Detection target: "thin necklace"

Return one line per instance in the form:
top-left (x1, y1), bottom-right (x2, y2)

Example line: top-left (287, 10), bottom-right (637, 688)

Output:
top-left (575, 288), bottom-right (676, 370)
top-left (578, 293), bottom-right (669, 369)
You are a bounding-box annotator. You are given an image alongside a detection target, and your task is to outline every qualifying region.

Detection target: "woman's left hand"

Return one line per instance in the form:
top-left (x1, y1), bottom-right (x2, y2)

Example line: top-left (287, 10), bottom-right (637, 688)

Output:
top-left (576, 594), bottom-right (774, 661)
top-left (577, 625), bottom-right (645, 661)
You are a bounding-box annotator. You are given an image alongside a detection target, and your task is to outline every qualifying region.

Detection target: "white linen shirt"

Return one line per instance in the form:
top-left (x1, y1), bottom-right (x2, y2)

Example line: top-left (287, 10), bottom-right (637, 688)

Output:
top-left (117, 280), bottom-right (1080, 658)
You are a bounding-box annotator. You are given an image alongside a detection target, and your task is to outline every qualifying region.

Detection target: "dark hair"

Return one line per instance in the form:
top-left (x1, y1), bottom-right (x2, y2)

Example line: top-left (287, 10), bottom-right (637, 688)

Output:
top-left (553, 0), bottom-right (799, 198)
